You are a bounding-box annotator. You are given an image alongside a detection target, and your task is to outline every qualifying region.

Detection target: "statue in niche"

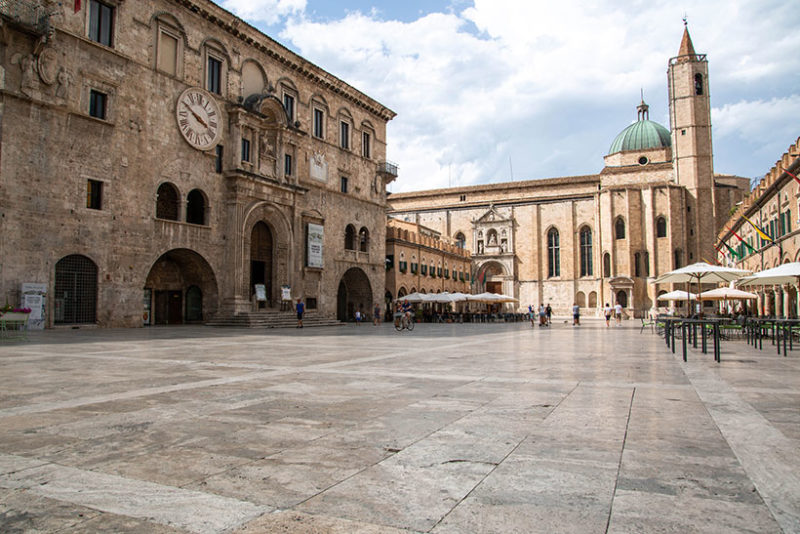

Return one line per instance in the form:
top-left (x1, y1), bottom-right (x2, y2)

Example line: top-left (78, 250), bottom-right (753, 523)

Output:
top-left (477, 240), bottom-right (484, 254)
top-left (55, 67), bottom-right (72, 100)
top-left (488, 232), bottom-right (497, 246)
top-left (259, 131), bottom-right (277, 177)
top-left (13, 54), bottom-right (38, 97)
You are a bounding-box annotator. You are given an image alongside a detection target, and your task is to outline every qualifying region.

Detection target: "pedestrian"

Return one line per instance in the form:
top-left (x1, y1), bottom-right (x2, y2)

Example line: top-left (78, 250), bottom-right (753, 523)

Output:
top-left (615, 301), bottom-right (623, 326)
top-left (373, 303), bottom-right (381, 326)
top-left (295, 298), bottom-right (304, 328)
top-left (528, 304), bottom-right (535, 327)
top-left (355, 309), bottom-right (361, 325)
top-left (572, 302), bottom-right (580, 325)
top-left (538, 303), bottom-right (546, 326)
top-left (604, 303), bottom-right (612, 327)
top-left (546, 303), bottom-right (552, 325)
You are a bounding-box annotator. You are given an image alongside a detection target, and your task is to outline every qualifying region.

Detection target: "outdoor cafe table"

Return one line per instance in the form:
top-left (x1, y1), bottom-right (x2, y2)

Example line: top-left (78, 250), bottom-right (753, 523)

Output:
top-left (744, 317), bottom-right (800, 357)
top-left (658, 316), bottom-right (725, 363)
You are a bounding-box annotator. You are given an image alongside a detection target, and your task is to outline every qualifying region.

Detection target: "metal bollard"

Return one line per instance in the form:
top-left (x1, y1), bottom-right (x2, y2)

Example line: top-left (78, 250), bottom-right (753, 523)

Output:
top-left (682, 323), bottom-right (688, 362)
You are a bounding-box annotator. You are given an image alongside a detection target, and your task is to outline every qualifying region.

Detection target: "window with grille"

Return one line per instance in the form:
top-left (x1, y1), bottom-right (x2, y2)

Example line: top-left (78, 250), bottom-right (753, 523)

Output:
top-left (54, 255), bottom-right (98, 324)
top-left (156, 183), bottom-right (179, 220)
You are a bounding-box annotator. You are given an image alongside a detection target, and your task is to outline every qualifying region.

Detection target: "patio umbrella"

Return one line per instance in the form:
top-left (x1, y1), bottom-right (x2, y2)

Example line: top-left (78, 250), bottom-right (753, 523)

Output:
top-left (401, 292), bottom-right (431, 303)
top-left (656, 290), bottom-right (697, 301)
top-left (654, 262), bottom-right (751, 316)
top-left (698, 287), bottom-right (757, 300)
top-left (737, 262), bottom-right (800, 286)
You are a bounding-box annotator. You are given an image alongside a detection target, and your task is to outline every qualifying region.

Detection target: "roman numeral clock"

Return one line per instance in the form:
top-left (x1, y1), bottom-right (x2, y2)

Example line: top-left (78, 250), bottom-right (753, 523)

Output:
top-left (176, 87), bottom-right (222, 151)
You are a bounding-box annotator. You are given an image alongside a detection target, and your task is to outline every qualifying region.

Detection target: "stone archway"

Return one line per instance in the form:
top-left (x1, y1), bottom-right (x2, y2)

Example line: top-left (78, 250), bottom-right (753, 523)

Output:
top-left (145, 249), bottom-right (218, 325)
top-left (477, 260), bottom-right (509, 294)
top-left (250, 221), bottom-right (274, 306)
top-left (337, 267), bottom-right (373, 322)
top-left (240, 201), bottom-right (293, 312)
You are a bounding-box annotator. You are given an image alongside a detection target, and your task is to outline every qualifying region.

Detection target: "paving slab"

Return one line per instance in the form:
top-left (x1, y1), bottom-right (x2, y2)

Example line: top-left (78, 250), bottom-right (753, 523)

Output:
top-left (0, 320), bottom-right (797, 533)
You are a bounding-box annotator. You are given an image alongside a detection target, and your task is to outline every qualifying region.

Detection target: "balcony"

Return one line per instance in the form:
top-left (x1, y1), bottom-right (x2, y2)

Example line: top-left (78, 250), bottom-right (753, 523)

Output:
top-left (377, 160), bottom-right (399, 179)
top-left (0, 0), bottom-right (52, 35)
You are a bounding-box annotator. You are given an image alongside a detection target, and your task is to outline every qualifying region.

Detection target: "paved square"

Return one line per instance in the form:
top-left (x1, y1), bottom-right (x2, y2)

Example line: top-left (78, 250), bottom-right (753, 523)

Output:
top-left (1, 320), bottom-right (798, 533)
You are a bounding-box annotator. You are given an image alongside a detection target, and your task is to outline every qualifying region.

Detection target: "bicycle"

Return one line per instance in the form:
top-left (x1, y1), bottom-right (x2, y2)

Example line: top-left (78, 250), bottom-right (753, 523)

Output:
top-left (394, 312), bottom-right (415, 331)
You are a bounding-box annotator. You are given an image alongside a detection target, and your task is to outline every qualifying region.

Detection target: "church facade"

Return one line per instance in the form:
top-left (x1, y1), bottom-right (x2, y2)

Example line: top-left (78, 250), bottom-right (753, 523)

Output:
top-left (387, 28), bottom-right (749, 317)
top-left (0, 0), bottom-right (396, 327)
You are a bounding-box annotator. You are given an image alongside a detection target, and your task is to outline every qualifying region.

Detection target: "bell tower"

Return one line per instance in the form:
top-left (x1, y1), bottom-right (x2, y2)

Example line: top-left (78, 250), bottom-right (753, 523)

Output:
top-left (668, 22), bottom-right (715, 264)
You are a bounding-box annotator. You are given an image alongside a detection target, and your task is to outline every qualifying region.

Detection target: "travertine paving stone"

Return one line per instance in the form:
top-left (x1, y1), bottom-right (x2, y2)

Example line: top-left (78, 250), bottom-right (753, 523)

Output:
top-left (0, 320), bottom-right (797, 533)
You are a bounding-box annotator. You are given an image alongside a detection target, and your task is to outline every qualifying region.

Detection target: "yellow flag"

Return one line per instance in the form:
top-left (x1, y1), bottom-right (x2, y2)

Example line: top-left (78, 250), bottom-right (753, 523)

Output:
top-left (741, 215), bottom-right (773, 242)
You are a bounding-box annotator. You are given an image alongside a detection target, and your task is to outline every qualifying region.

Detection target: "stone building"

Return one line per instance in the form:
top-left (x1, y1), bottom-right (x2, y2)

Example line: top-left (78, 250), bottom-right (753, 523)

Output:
top-left (0, 0), bottom-right (397, 327)
top-left (388, 27), bottom-right (749, 317)
top-left (385, 218), bottom-right (472, 303)
top-left (717, 137), bottom-right (800, 317)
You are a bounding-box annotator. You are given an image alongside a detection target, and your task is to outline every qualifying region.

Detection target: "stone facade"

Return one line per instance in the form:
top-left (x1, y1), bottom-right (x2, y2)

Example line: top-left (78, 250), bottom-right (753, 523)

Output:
top-left (717, 137), bottom-right (800, 317)
top-left (388, 28), bottom-right (750, 318)
top-left (0, 0), bottom-right (396, 327)
top-left (385, 218), bottom-right (472, 301)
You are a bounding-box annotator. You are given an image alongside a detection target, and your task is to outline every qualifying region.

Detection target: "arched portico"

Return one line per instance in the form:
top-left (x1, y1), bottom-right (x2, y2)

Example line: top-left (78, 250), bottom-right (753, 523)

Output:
top-left (475, 260), bottom-right (513, 295)
top-left (145, 248), bottom-right (218, 324)
top-left (337, 267), bottom-right (372, 321)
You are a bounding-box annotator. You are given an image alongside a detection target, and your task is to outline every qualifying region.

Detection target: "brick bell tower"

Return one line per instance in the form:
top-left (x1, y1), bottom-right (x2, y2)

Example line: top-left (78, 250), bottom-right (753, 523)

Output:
top-left (668, 22), bottom-right (716, 265)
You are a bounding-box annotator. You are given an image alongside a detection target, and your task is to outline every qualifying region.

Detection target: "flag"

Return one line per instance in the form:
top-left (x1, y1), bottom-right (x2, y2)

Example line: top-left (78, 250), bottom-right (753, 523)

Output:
top-left (741, 215), bottom-right (773, 242)
top-left (719, 241), bottom-right (740, 259)
top-left (726, 226), bottom-right (757, 253)
top-left (478, 269), bottom-right (485, 286)
top-left (783, 167), bottom-right (800, 186)
top-left (74, 0), bottom-right (81, 12)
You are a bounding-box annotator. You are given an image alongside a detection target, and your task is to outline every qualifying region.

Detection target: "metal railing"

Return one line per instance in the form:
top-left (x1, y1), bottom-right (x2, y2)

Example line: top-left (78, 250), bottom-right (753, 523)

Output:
top-left (378, 161), bottom-right (399, 177)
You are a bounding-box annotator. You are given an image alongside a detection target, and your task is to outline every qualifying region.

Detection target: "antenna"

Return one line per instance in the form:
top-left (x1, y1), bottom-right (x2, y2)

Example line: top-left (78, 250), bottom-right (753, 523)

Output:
top-left (683, 13), bottom-right (688, 27)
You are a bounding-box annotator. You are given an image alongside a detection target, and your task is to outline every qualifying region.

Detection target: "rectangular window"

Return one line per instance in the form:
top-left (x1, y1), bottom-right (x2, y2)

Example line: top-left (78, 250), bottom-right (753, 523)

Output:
top-left (411, 263), bottom-right (418, 274)
top-left (157, 30), bottom-right (178, 75)
top-left (89, 0), bottom-right (114, 47)
top-left (340, 121), bottom-right (350, 149)
top-left (87, 180), bottom-right (102, 210)
top-left (340, 176), bottom-right (348, 193)
top-left (313, 108), bottom-right (324, 138)
top-left (207, 56), bottom-right (222, 94)
top-left (284, 153), bottom-right (293, 176)
top-left (362, 131), bottom-right (371, 158)
top-left (89, 89), bottom-right (107, 119)
top-left (283, 94), bottom-right (295, 123)
top-left (215, 145), bottom-right (223, 173)
top-left (241, 138), bottom-right (250, 162)
top-left (385, 255), bottom-right (394, 270)
top-left (421, 264), bottom-right (427, 275)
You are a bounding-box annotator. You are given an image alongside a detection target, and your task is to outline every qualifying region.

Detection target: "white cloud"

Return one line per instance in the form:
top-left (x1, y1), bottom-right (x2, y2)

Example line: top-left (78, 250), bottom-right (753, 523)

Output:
top-left (220, 0), bottom-right (305, 25)
top-left (219, 0), bottom-right (800, 192)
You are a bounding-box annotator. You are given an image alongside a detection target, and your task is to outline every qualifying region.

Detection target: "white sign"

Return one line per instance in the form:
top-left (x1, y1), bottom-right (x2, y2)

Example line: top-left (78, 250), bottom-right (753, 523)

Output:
top-left (307, 223), bottom-right (324, 268)
top-left (254, 284), bottom-right (267, 302)
top-left (21, 282), bottom-right (47, 330)
top-left (309, 152), bottom-right (328, 182)
top-left (281, 286), bottom-right (292, 301)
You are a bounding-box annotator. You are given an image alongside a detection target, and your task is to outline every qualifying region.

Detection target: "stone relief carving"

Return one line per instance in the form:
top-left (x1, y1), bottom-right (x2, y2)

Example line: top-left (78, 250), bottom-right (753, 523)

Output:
top-left (310, 151), bottom-right (328, 182)
top-left (55, 67), bottom-right (72, 100)
top-left (37, 47), bottom-right (58, 85)
top-left (13, 53), bottom-right (39, 97)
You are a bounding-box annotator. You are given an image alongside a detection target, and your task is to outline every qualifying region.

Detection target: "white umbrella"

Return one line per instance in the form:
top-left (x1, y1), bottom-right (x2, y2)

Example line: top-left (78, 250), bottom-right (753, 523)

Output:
top-left (698, 287), bottom-right (757, 300)
top-left (737, 262), bottom-right (800, 286)
top-left (657, 290), bottom-right (697, 301)
top-left (428, 292), bottom-right (462, 304)
top-left (654, 262), bottom-right (751, 285)
top-left (400, 292), bottom-right (431, 303)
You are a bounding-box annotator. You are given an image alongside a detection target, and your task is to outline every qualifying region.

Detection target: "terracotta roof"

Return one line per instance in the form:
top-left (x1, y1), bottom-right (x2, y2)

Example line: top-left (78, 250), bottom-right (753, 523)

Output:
top-left (388, 174), bottom-right (600, 200)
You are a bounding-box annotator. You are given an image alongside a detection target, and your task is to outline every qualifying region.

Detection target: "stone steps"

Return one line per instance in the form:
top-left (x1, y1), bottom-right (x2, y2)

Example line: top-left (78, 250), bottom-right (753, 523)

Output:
top-left (206, 310), bottom-right (343, 329)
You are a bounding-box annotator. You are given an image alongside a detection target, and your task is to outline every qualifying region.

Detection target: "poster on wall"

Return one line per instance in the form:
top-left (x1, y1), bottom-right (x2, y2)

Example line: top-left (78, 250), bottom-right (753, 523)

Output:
top-left (307, 223), bottom-right (324, 268)
top-left (21, 283), bottom-right (47, 330)
top-left (254, 284), bottom-right (267, 302)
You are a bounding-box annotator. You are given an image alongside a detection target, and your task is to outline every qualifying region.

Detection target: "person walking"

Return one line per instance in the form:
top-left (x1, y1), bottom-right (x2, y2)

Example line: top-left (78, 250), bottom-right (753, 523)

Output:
top-left (355, 309), bottom-right (362, 325)
top-left (295, 298), bottom-right (304, 328)
top-left (572, 302), bottom-right (580, 326)
top-left (604, 303), bottom-right (612, 327)
top-left (614, 301), bottom-right (623, 326)
top-left (528, 304), bottom-right (535, 327)
top-left (546, 303), bottom-right (552, 325)
top-left (538, 303), bottom-right (547, 327)
top-left (373, 303), bottom-right (381, 326)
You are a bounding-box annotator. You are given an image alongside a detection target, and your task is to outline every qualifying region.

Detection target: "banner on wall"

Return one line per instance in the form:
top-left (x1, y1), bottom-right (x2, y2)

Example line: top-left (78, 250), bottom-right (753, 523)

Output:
top-left (307, 223), bottom-right (324, 268)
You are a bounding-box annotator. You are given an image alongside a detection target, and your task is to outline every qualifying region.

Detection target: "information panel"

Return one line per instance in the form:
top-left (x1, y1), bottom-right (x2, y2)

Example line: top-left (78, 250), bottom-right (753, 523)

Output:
top-left (307, 223), bottom-right (324, 268)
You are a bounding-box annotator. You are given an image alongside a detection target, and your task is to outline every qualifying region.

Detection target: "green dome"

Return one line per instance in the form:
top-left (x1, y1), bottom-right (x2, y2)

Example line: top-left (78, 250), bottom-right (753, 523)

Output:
top-left (608, 119), bottom-right (671, 154)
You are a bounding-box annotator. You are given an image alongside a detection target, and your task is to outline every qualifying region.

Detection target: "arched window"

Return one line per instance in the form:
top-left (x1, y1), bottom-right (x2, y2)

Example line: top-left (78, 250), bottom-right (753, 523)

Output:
top-left (186, 189), bottom-right (206, 225)
top-left (156, 183), bottom-right (179, 220)
top-left (455, 232), bottom-right (466, 249)
top-left (576, 291), bottom-right (586, 307)
top-left (694, 73), bottom-right (703, 96)
top-left (656, 217), bottom-right (667, 238)
top-left (547, 228), bottom-right (560, 278)
top-left (615, 217), bottom-right (626, 239)
top-left (344, 225), bottom-right (356, 250)
top-left (359, 227), bottom-right (369, 252)
top-left (588, 291), bottom-right (597, 308)
top-left (634, 252), bottom-right (641, 277)
top-left (54, 254), bottom-right (98, 324)
top-left (579, 227), bottom-right (593, 277)
top-left (603, 253), bottom-right (611, 278)
top-left (674, 249), bottom-right (683, 269)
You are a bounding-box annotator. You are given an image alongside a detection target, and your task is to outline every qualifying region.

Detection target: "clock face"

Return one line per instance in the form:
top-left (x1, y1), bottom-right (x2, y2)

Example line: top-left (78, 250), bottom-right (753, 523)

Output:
top-left (176, 87), bottom-right (222, 151)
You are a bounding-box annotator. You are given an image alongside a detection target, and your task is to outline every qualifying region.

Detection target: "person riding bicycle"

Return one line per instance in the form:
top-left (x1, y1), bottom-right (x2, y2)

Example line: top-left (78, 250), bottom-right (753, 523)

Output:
top-left (401, 299), bottom-right (413, 322)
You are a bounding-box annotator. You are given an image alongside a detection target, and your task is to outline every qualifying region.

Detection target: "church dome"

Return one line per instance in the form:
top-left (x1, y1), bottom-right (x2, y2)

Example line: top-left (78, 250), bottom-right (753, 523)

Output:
top-left (608, 99), bottom-right (671, 155)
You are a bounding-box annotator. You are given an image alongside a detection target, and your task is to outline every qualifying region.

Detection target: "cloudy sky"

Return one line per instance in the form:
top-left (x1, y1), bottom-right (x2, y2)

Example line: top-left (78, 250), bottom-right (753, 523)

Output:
top-left (215, 0), bottom-right (800, 193)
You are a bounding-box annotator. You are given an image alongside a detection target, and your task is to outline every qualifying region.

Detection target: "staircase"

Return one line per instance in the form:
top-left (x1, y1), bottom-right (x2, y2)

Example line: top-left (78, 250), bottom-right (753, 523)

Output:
top-left (206, 309), bottom-right (343, 329)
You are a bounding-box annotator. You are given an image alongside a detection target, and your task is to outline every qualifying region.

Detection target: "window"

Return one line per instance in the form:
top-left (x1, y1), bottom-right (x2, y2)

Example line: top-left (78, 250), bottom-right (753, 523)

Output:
top-left (411, 263), bottom-right (418, 274)
top-left (644, 251), bottom-right (650, 276)
top-left (421, 264), bottom-right (427, 275)
top-left (455, 232), bottom-right (466, 249)
top-left (215, 145), bottom-right (223, 173)
top-left (359, 227), bottom-right (369, 252)
top-left (313, 108), bottom-right (324, 138)
top-left (284, 153), bottom-right (293, 176)
top-left (89, 89), bottom-right (107, 119)
top-left (156, 183), bottom-right (179, 221)
top-left (634, 252), bottom-right (641, 277)
top-left (340, 176), bottom-right (348, 194)
top-left (603, 253), bottom-right (611, 278)
top-left (579, 227), bottom-right (592, 277)
top-left (615, 218), bottom-right (625, 239)
top-left (694, 73), bottom-right (703, 96)
top-left (241, 138), bottom-right (251, 162)
top-left (362, 131), bottom-right (371, 158)
top-left (674, 249), bottom-right (683, 269)
top-left (207, 56), bottom-right (222, 95)
top-left (656, 217), bottom-right (667, 238)
top-left (385, 255), bottom-right (394, 270)
top-left (340, 121), bottom-right (350, 149)
top-left (87, 180), bottom-right (102, 210)
top-left (88, 0), bottom-right (114, 47)
top-left (547, 228), bottom-right (560, 278)
top-left (283, 93), bottom-right (295, 123)
top-left (186, 189), bottom-right (206, 225)
top-left (157, 29), bottom-right (179, 76)
top-left (344, 225), bottom-right (356, 250)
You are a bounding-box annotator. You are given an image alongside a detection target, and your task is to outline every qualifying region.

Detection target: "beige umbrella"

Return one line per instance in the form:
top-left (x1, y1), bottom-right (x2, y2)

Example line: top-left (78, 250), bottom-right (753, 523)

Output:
top-left (654, 262), bottom-right (751, 316)
top-left (657, 290), bottom-right (697, 301)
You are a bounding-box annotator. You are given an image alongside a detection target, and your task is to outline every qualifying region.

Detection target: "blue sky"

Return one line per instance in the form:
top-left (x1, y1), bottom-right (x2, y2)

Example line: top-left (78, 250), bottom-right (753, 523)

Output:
top-left (216, 0), bottom-right (800, 192)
